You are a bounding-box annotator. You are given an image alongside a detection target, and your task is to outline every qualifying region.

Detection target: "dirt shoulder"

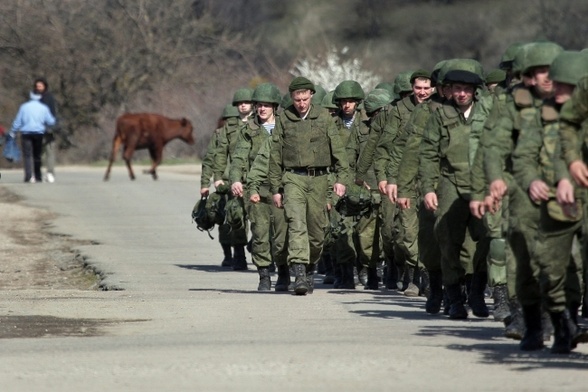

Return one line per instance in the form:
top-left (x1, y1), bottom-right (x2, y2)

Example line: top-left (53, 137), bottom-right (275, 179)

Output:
top-left (0, 186), bottom-right (100, 291)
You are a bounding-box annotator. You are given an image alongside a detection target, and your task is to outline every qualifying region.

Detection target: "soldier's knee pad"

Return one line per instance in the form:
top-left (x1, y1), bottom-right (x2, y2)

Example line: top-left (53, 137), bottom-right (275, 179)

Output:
top-left (487, 238), bottom-right (507, 286)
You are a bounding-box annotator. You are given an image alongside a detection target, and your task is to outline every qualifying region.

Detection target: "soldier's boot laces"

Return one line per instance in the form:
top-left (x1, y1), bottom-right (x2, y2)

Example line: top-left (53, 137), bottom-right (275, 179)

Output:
top-left (504, 299), bottom-right (525, 340)
top-left (446, 283), bottom-right (468, 320)
top-left (257, 267), bottom-right (271, 292)
top-left (492, 284), bottom-right (510, 322)
top-left (293, 263), bottom-right (309, 296)
top-left (468, 272), bottom-right (489, 318)
top-left (274, 264), bottom-right (290, 292)
top-left (220, 244), bottom-right (233, 267)
top-left (425, 270), bottom-right (443, 314)
top-left (403, 266), bottom-right (420, 297)
top-left (520, 304), bottom-right (544, 351)
top-left (232, 245), bottom-right (248, 271)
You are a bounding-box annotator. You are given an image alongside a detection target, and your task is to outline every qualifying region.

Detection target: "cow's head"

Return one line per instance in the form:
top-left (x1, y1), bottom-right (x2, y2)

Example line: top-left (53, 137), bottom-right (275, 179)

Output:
top-left (180, 118), bottom-right (195, 145)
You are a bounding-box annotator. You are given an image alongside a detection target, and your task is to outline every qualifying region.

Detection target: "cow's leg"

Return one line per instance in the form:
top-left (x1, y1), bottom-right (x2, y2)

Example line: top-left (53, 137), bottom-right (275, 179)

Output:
top-left (144, 146), bottom-right (161, 180)
top-left (104, 136), bottom-right (122, 181)
top-left (122, 145), bottom-right (136, 180)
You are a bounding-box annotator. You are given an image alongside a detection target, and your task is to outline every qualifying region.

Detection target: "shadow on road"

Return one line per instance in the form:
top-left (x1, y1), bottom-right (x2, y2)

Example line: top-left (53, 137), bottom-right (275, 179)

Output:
top-left (175, 264), bottom-right (255, 273)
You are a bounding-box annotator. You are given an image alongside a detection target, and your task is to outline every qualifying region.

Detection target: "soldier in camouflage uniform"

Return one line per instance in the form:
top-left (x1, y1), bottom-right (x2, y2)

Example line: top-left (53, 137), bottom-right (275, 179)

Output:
top-left (419, 59), bottom-right (493, 320)
top-left (512, 50), bottom-right (588, 353)
top-left (475, 42), bottom-right (564, 343)
top-left (269, 76), bottom-right (349, 296)
top-left (200, 104), bottom-right (240, 266)
top-left (229, 83), bottom-right (288, 291)
top-left (213, 88), bottom-right (254, 270)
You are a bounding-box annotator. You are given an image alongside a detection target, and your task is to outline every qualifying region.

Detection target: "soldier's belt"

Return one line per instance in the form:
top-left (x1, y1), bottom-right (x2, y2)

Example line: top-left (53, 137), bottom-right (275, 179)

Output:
top-left (287, 167), bottom-right (329, 176)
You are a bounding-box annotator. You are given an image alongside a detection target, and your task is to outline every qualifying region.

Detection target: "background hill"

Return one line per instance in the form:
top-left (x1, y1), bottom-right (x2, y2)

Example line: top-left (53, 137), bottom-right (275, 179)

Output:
top-left (0, 0), bottom-right (586, 165)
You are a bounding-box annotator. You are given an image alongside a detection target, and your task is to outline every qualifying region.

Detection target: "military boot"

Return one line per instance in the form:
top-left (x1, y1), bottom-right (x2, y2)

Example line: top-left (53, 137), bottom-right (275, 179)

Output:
top-left (491, 284), bottom-right (510, 322)
top-left (519, 304), bottom-right (544, 351)
top-left (232, 245), bottom-right (248, 271)
top-left (384, 258), bottom-right (398, 290)
top-left (257, 267), bottom-right (271, 291)
top-left (293, 263), bottom-right (309, 295)
top-left (446, 283), bottom-right (468, 319)
top-left (468, 272), bottom-right (489, 318)
top-left (549, 310), bottom-right (574, 354)
top-left (333, 261), bottom-right (343, 288)
top-left (443, 289), bottom-right (450, 315)
top-left (419, 268), bottom-right (430, 298)
top-left (339, 263), bottom-right (356, 289)
top-left (220, 244), bottom-right (233, 267)
top-left (569, 303), bottom-right (588, 345)
top-left (321, 254), bottom-right (335, 284)
top-left (275, 264), bottom-right (290, 292)
top-left (306, 264), bottom-right (316, 294)
top-left (364, 267), bottom-right (379, 290)
top-left (403, 266), bottom-right (420, 297)
top-left (504, 299), bottom-right (525, 340)
top-left (542, 310), bottom-right (554, 342)
top-left (425, 270), bottom-right (443, 314)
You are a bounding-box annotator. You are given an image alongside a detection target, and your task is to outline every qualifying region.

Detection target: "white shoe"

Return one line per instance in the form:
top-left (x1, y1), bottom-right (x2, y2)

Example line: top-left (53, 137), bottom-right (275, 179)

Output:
top-left (46, 173), bottom-right (55, 183)
top-left (29, 177), bottom-right (36, 183)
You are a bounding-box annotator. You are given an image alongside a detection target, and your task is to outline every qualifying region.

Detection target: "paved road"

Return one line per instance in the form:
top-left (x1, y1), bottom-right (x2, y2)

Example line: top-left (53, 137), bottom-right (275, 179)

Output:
top-left (0, 165), bottom-right (586, 392)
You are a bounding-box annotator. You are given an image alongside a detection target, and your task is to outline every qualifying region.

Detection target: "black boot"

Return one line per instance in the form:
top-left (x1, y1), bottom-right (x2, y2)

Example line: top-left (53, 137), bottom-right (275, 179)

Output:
top-left (322, 254), bottom-right (335, 284)
top-left (446, 283), bottom-right (468, 319)
top-left (220, 244), bottom-right (233, 267)
top-left (420, 268), bottom-right (430, 298)
top-left (364, 267), bottom-right (379, 290)
top-left (569, 303), bottom-right (588, 346)
top-left (491, 284), bottom-right (510, 322)
top-left (306, 264), bottom-right (316, 294)
top-left (275, 264), bottom-right (290, 292)
top-left (443, 289), bottom-right (450, 315)
top-left (293, 263), bottom-right (309, 295)
top-left (339, 263), bottom-right (356, 289)
top-left (257, 267), bottom-right (271, 291)
top-left (333, 259), bottom-right (343, 288)
top-left (403, 266), bottom-right (419, 297)
top-left (232, 245), bottom-right (248, 271)
top-left (550, 310), bottom-right (573, 354)
top-left (385, 258), bottom-right (399, 290)
top-left (468, 272), bottom-right (489, 318)
top-left (520, 304), bottom-right (544, 351)
top-left (504, 299), bottom-right (525, 340)
top-left (426, 270), bottom-right (443, 314)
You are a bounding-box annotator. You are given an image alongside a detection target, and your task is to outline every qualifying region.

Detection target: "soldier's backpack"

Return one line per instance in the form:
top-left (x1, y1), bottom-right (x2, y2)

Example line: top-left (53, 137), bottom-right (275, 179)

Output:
top-left (224, 196), bottom-right (246, 231)
top-left (335, 183), bottom-right (373, 218)
top-left (191, 184), bottom-right (230, 238)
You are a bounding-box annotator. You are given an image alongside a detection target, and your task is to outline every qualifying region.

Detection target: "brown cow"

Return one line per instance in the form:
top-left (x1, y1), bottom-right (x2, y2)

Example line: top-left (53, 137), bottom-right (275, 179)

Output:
top-left (104, 113), bottom-right (194, 181)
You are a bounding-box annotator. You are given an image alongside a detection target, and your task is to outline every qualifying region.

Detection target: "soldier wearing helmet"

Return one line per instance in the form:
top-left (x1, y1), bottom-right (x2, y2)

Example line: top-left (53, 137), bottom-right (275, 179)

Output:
top-left (512, 50), bottom-right (588, 354)
top-left (227, 83), bottom-right (291, 292)
top-left (212, 87), bottom-right (255, 271)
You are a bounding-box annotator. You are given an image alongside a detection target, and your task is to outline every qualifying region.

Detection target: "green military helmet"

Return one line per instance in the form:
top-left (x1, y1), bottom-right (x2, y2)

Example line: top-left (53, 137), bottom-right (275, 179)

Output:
top-left (443, 59), bottom-right (485, 86)
top-left (393, 71), bottom-right (413, 95)
top-left (222, 104), bottom-right (240, 119)
top-left (252, 82), bottom-right (281, 105)
top-left (431, 60), bottom-right (449, 86)
top-left (333, 80), bottom-right (365, 101)
top-left (232, 87), bottom-right (253, 105)
top-left (499, 42), bottom-right (524, 70)
top-left (512, 42), bottom-right (536, 75)
top-left (374, 82), bottom-right (396, 101)
top-left (549, 51), bottom-right (588, 86)
top-left (522, 41), bottom-right (564, 75)
top-left (312, 84), bottom-right (327, 106)
top-left (485, 69), bottom-right (507, 85)
top-left (281, 92), bottom-right (293, 108)
top-left (364, 88), bottom-right (392, 115)
top-left (321, 90), bottom-right (338, 110)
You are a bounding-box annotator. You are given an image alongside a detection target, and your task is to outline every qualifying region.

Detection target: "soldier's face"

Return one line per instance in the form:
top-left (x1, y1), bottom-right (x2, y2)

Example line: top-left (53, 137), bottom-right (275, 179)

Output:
top-left (256, 102), bottom-right (275, 123)
top-left (237, 102), bottom-right (253, 116)
top-left (451, 83), bottom-right (475, 108)
top-left (339, 99), bottom-right (358, 117)
top-left (554, 82), bottom-right (574, 105)
top-left (412, 79), bottom-right (433, 103)
top-left (531, 66), bottom-right (553, 97)
top-left (291, 90), bottom-right (313, 117)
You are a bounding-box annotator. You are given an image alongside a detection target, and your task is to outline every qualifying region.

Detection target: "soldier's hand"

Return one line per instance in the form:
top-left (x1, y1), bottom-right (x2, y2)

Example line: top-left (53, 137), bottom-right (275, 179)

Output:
top-left (386, 183), bottom-right (397, 203)
top-left (333, 183), bottom-right (346, 197)
top-left (489, 179), bottom-right (508, 200)
top-left (485, 195), bottom-right (500, 214)
top-left (424, 192), bottom-right (438, 212)
top-left (231, 181), bottom-right (244, 197)
top-left (469, 200), bottom-right (485, 219)
top-left (200, 188), bottom-right (210, 197)
top-left (272, 193), bottom-right (283, 208)
top-left (214, 179), bottom-right (225, 188)
top-left (397, 197), bottom-right (411, 209)
top-left (250, 194), bottom-right (261, 204)
top-left (556, 178), bottom-right (575, 205)
top-left (528, 180), bottom-right (549, 203)
top-left (378, 180), bottom-right (388, 195)
top-left (569, 160), bottom-right (588, 188)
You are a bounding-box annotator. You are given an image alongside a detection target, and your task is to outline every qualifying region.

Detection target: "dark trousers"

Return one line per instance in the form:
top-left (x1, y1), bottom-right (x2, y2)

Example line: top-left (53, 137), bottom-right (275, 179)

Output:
top-left (21, 133), bottom-right (44, 182)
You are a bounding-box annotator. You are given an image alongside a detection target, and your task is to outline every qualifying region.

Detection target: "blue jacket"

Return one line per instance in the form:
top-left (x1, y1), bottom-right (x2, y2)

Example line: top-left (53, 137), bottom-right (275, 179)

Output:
top-left (10, 93), bottom-right (56, 135)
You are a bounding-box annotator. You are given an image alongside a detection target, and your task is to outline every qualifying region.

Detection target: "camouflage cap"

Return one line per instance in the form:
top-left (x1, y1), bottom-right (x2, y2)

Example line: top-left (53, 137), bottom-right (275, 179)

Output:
top-left (485, 69), bottom-right (507, 84)
top-left (549, 51), bottom-right (588, 86)
top-left (288, 76), bottom-right (316, 93)
top-left (364, 88), bottom-right (391, 114)
top-left (393, 71), bottom-right (414, 94)
top-left (410, 69), bottom-right (431, 84)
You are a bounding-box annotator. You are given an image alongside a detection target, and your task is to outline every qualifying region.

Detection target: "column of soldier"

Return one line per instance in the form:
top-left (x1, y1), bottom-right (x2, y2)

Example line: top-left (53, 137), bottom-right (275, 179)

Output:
top-left (199, 42), bottom-right (588, 355)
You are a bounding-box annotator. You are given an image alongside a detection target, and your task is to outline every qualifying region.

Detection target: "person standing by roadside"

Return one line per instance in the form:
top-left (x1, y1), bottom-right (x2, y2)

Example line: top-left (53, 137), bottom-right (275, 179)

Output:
top-left (9, 91), bottom-right (56, 183)
top-left (33, 78), bottom-right (59, 183)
